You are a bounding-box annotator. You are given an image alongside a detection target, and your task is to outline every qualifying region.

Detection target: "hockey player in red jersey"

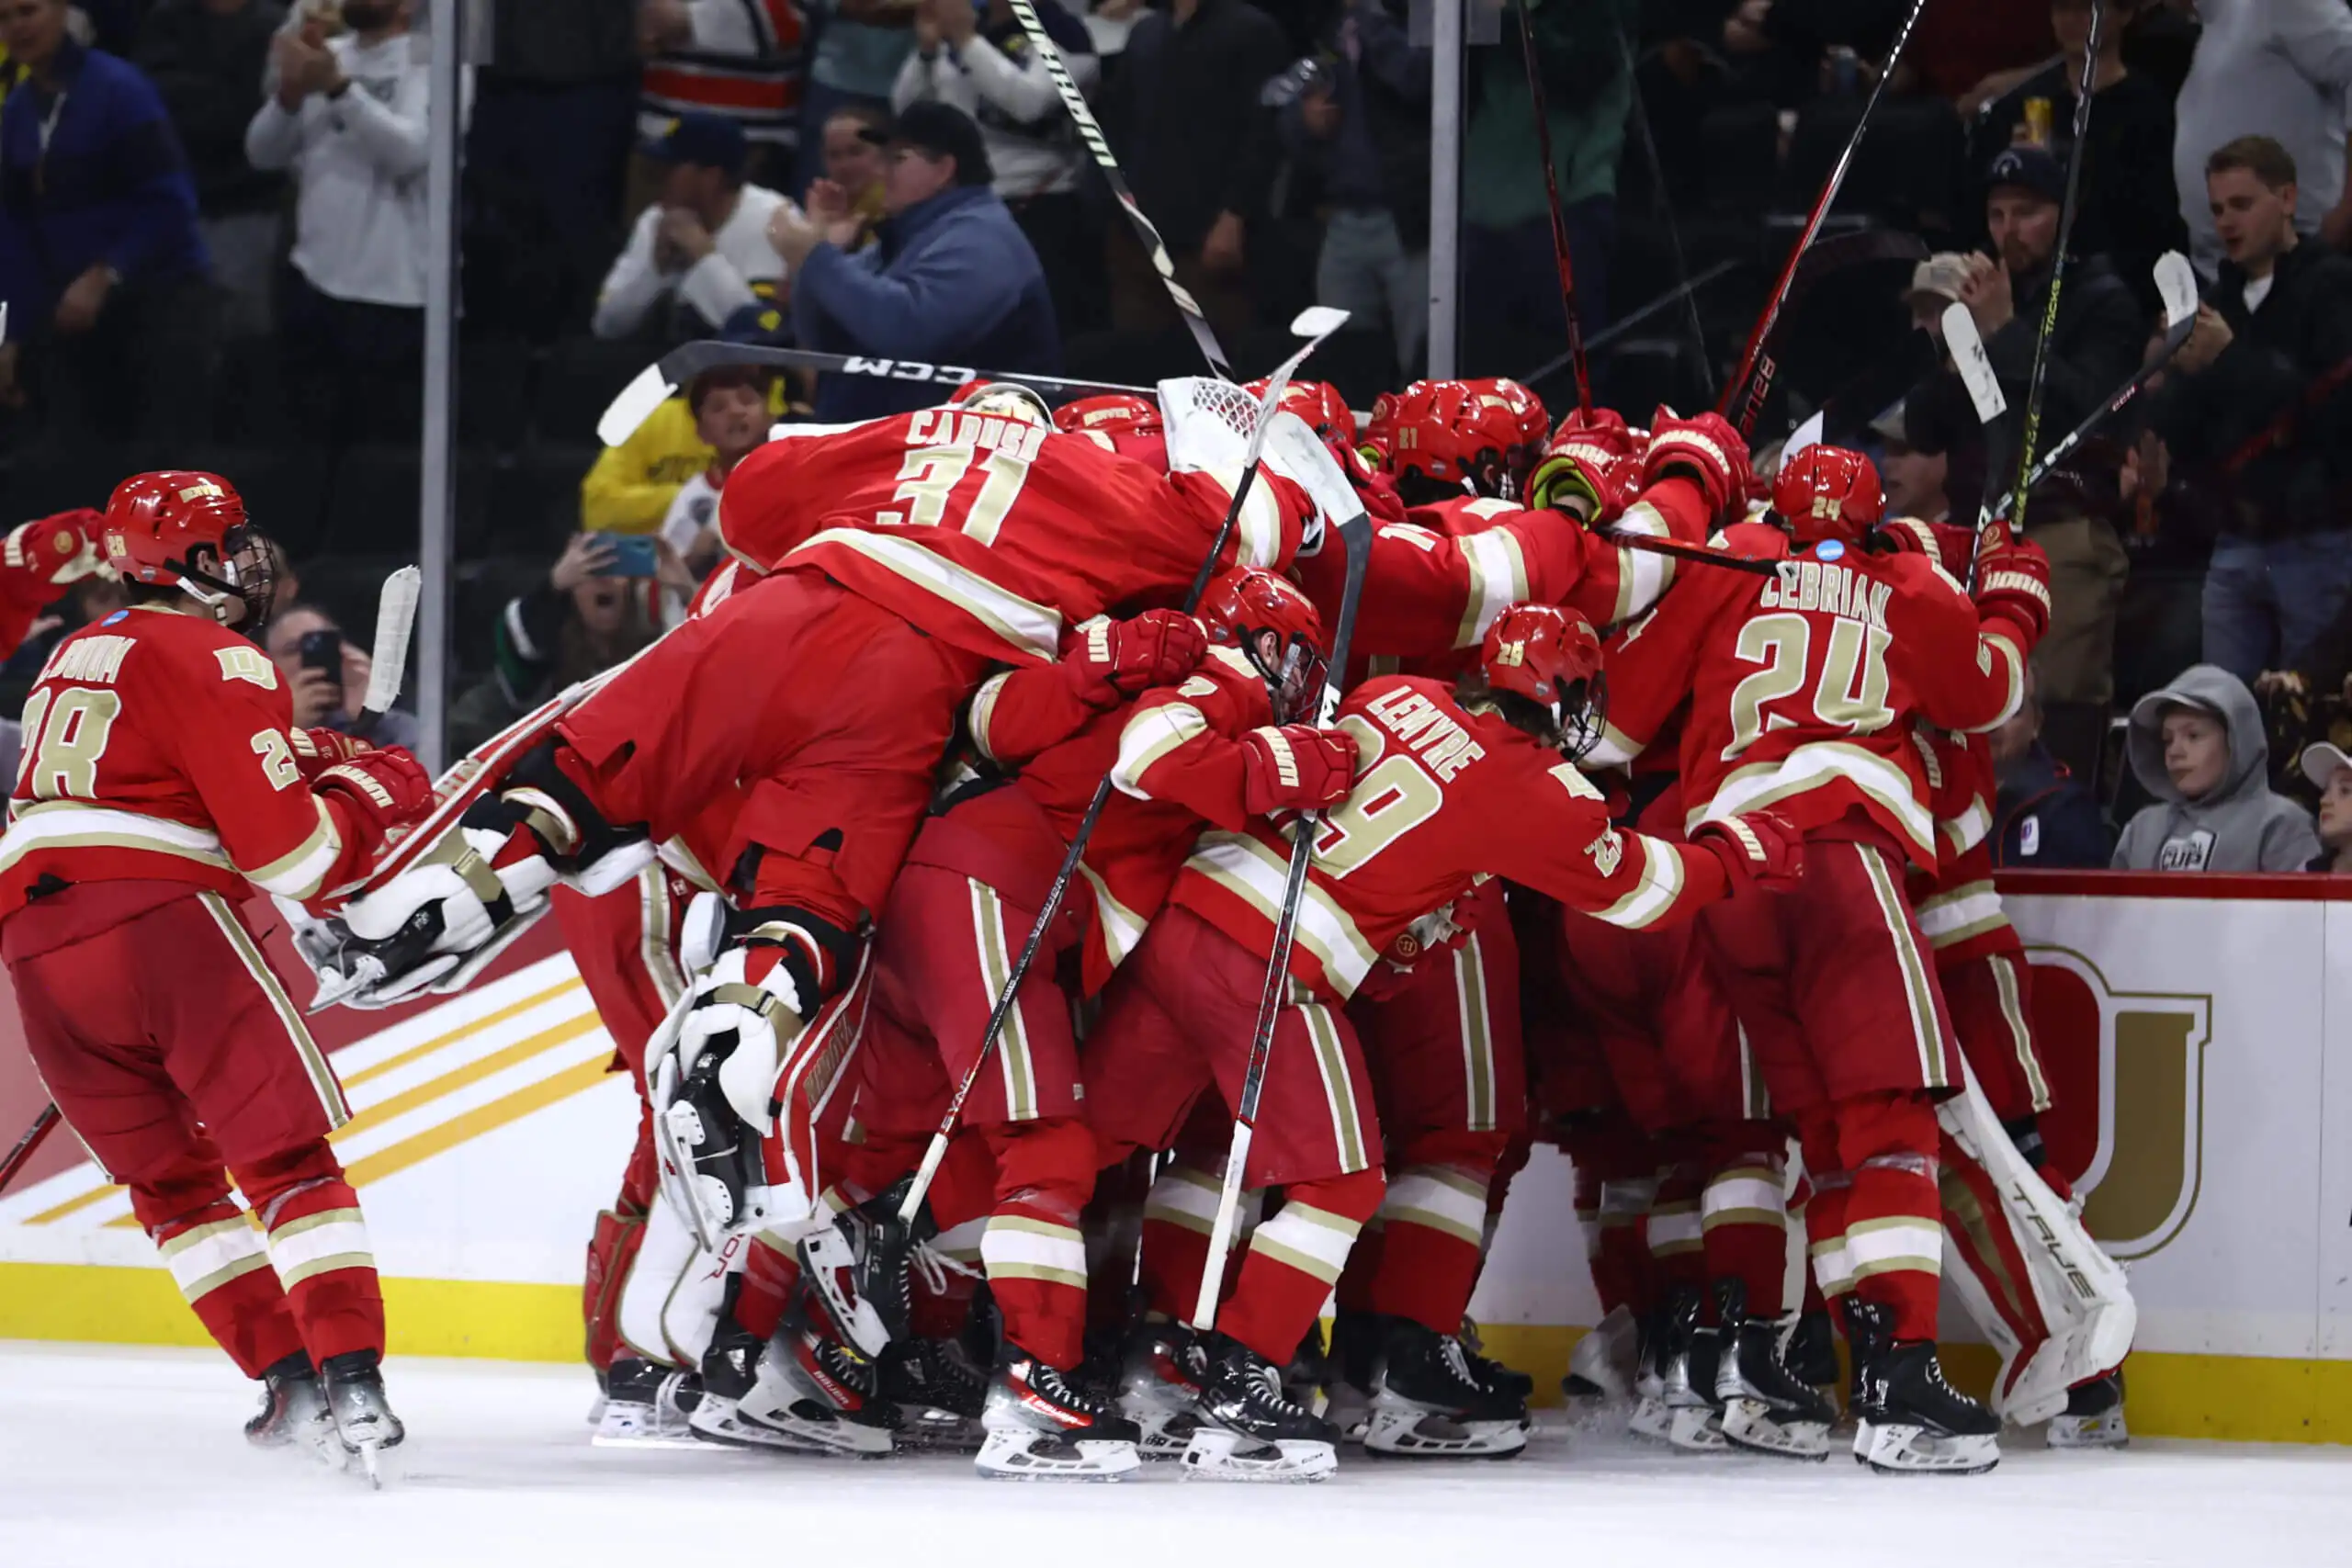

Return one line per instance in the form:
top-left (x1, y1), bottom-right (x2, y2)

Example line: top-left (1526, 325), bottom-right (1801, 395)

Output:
top-left (1086, 603), bottom-right (1804, 1480)
top-left (1586, 444), bottom-right (2053, 1474)
top-left (0, 473), bottom-right (432, 1479)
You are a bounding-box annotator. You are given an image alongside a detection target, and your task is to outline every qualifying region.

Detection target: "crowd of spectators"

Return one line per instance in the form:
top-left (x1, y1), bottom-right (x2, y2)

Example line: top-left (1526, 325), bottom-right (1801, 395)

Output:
top-left (8, 0), bottom-right (2352, 874)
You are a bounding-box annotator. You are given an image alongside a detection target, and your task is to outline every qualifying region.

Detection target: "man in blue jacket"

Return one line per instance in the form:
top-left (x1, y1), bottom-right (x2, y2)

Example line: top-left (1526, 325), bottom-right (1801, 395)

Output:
top-left (771, 99), bottom-right (1057, 422)
top-left (0, 0), bottom-right (214, 441)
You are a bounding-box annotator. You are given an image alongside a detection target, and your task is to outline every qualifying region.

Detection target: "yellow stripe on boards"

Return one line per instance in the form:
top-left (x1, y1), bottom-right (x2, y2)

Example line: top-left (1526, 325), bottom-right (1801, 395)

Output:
top-left (341, 978), bottom-right (585, 1090)
top-left (342, 1056), bottom-right (613, 1190)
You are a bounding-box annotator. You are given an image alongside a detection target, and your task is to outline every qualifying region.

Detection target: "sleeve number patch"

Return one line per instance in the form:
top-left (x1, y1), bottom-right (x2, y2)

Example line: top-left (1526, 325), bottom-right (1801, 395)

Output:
top-left (16, 688), bottom-right (125, 801)
top-left (251, 730), bottom-right (300, 791)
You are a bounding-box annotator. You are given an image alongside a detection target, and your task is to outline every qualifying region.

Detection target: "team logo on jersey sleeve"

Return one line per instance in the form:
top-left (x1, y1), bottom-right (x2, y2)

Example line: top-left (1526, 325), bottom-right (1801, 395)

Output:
top-left (215, 647), bottom-right (279, 689)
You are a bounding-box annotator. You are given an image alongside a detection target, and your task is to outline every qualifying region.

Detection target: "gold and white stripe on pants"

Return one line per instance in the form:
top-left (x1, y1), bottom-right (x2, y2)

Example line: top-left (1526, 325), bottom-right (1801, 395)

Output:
top-left (266, 1206), bottom-right (375, 1289)
top-left (198, 891), bottom-right (348, 1126)
top-left (1296, 994), bottom-right (1370, 1174)
top-left (981, 1214), bottom-right (1088, 1289)
top-left (1243, 1201), bottom-right (1363, 1287)
top-left (1453, 936), bottom-right (1497, 1133)
top-left (1379, 1165), bottom-right (1488, 1247)
top-left (158, 1213), bottom-right (274, 1304)
top-left (1855, 846), bottom-right (1949, 1091)
top-left (968, 877), bottom-right (1038, 1122)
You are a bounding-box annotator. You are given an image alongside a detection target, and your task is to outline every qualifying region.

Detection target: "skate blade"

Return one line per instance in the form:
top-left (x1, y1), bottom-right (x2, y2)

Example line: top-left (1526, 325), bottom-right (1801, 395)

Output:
top-left (1857, 1420), bottom-right (2000, 1475)
top-left (734, 1381), bottom-right (898, 1458)
top-left (345, 1438), bottom-right (404, 1489)
top-left (1628, 1394), bottom-right (1675, 1443)
top-left (1178, 1428), bottom-right (1337, 1483)
top-left (890, 1408), bottom-right (986, 1452)
top-left (1122, 1403), bottom-right (1203, 1460)
top-left (1361, 1407), bottom-right (1527, 1460)
top-left (1667, 1404), bottom-right (1729, 1452)
top-left (1719, 1399), bottom-right (1832, 1462)
top-left (975, 1429), bottom-right (1139, 1482)
top-left (585, 1395), bottom-right (608, 1428)
top-left (2047, 1412), bottom-right (2129, 1450)
top-left (592, 1401), bottom-right (704, 1450)
top-left (687, 1397), bottom-right (832, 1454)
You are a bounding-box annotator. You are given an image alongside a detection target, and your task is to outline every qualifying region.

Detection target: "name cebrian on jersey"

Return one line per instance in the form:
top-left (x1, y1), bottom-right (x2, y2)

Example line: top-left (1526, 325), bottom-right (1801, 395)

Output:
top-left (1758, 558), bottom-right (1894, 630)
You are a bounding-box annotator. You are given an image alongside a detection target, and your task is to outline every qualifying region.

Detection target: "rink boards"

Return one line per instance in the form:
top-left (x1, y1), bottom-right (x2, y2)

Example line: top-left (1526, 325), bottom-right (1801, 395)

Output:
top-left (4, 874), bottom-right (2351, 1444)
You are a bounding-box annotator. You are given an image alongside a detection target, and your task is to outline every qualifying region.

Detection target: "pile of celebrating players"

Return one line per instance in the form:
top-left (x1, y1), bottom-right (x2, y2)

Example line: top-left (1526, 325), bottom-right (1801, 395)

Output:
top-left (0, 367), bottom-right (2136, 1486)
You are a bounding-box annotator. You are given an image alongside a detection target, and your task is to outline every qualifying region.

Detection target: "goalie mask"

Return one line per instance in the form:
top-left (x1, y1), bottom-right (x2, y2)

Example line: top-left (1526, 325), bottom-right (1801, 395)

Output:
top-left (1771, 444), bottom-right (1885, 548)
top-left (949, 379), bottom-right (1052, 428)
top-left (1478, 602), bottom-right (1606, 758)
top-left (1198, 566), bottom-right (1328, 724)
top-left (103, 470), bottom-right (276, 626)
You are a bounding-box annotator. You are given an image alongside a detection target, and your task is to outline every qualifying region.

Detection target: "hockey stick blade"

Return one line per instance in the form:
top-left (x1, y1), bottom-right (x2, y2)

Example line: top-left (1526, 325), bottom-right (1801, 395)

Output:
top-left (358, 565), bottom-right (422, 734)
top-left (2153, 250), bottom-right (2196, 330)
top-left (0, 1103), bottom-right (61, 1195)
top-left (596, 344), bottom-right (1155, 446)
top-left (1195, 505), bottom-right (1373, 1330)
top-left (1942, 303), bottom-right (2007, 426)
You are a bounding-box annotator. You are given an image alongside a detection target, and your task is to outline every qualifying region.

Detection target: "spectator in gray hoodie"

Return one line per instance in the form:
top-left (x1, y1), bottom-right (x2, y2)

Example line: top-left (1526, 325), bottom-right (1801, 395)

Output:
top-left (2112, 663), bottom-right (2320, 873)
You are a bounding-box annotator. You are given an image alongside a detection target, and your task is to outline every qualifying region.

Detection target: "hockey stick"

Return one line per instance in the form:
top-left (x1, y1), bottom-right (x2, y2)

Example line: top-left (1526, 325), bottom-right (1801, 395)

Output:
top-left (1594, 527), bottom-right (1781, 578)
top-left (1940, 300), bottom-right (2011, 585)
top-left (1512, 0), bottom-right (1591, 417)
top-left (1718, 0), bottom-right (1934, 437)
top-left (1194, 499), bottom-right (1374, 1330)
top-left (0, 1103), bottom-right (60, 1196)
top-left (598, 344), bottom-right (1154, 447)
top-left (353, 565), bottom-right (421, 739)
top-left (893, 310), bottom-right (1351, 1229)
top-left (1003, 0), bottom-right (1234, 382)
top-left (1986, 251), bottom-right (2196, 523)
top-left (2001, 0), bottom-right (2106, 538)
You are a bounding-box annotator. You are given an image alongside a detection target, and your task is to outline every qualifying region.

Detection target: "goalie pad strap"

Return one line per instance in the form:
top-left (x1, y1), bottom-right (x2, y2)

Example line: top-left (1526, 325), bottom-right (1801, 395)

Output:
top-left (730, 904), bottom-right (862, 1004)
top-left (464, 739), bottom-right (646, 872)
top-left (423, 836), bottom-right (515, 929)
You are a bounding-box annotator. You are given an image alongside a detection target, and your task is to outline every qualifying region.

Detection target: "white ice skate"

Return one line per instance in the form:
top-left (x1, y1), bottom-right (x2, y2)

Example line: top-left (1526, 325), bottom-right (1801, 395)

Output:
top-left (592, 1359), bottom-right (705, 1450)
top-left (974, 1357), bottom-right (1141, 1482)
top-left (1360, 1322), bottom-right (1528, 1460)
top-left (691, 1330), bottom-right (894, 1457)
top-left (1117, 1325), bottom-right (1208, 1459)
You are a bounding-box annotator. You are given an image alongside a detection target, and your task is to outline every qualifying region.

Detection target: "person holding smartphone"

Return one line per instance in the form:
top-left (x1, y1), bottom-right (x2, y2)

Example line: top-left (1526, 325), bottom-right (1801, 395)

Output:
top-left (262, 603), bottom-right (424, 750)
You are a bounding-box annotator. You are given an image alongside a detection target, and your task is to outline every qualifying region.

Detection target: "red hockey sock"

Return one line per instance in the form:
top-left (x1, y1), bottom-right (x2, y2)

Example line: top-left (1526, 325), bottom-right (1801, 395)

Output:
top-left (1648, 1158), bottom-right (1709, 1312)
top-left (152, 1196), bottom-right (305, 1378)
top-left (1136, 1158), bottom-right (1225, 1325)
top-left (1832, 1092), bottom-right (1944, 1341)
top-left (1218, 1168), bottom-right (1385, 1367)
top-left (978, 1117), bottom-right (1096, 1370)
top-left (1365, 1134), bottom-right (1508, 1335)
top-left (243, 1144), bottom-right (382, 1364)
top-left (1700, 1132), bottom-right (1789, 1319)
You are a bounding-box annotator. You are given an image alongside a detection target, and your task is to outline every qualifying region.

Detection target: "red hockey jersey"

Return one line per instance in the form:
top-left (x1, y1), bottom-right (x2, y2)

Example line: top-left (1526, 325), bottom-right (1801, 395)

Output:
top-left (1906, 727), bottom-right (2018, 964)
top-left (713, 412), bottom-right (1305, 665)
top-left (0, 605), bottom-right (380, 917)
top-left (1170, 675), bottom-right (1734, 1003)
top-left (1587, 523), bottom-right (2031, 871)
top-left (939, 642), bottom-right (1278, 996)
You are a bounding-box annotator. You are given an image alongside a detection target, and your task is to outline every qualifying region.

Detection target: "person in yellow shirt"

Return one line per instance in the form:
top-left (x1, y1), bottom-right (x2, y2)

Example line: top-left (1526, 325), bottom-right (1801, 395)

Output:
top-left (579, 394), bottom-right (715, 534)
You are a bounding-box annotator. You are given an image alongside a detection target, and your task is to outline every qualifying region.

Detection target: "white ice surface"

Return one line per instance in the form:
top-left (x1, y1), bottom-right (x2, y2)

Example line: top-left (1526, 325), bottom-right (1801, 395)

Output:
top-left (3, 1343), bottom-right (2349, 1568)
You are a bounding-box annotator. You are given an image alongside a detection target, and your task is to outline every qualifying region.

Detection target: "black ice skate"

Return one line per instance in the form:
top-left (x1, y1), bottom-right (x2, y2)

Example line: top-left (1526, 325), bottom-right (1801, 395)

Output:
top-left (1460, 1318), bottom-right (1535, 1401)
top-left (879, 1335), bottom-right (988, 1451)
top-left (1116, 1322), bottom-right (1208, 1458)
top-left (2048, 1369), bottom-right (2128, 1450)
top-left (976, 1353), bottom-right (1142, 1481)
top-left (1321, 1310), bottom-right (1384, 1443)
top-left (707, 1326), bottom-right (896, 1457)
top-left (1712, 1280), bottom-right (1835, 1461)
top-left (1182, 1333), bottom-right (1340, 1483)
top-left (245, 1352), bottom-right (337, 1463)
top-left (1657, 1287), bottom-right (1729, 1453)
top-left (799, 1179), bottom-right (923, 1359)
top-left (595, 1355), bottom-right (704, 1449)
top-left (319, 1349), bottom-right (404, 1488)
top-left (1363, 1319), bottom-right (1528, 1460)
top-left (1849, 1305), bottom-right (2000, 1476)
top-left (1783, 1306), bottom-right (1841, 1401)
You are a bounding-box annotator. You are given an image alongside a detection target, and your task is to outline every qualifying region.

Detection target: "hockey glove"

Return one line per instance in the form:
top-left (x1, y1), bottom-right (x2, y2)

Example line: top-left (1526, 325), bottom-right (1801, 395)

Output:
top-left (1691, 810), bottom-right (1805, 894)
top-left (1643, 409), bottom-right (1752, 525)
top-left (312, 748), bottom-right (435, 851)
top-left (1239, 723), bottom-right (1358, 815)
top-left (289, 726), bottom-right (378, 778)
top-left (3, 509), bottom-right (107, 590)
top-left (1068, 608), bottom-right (1208, 707)
top-left (1530, 439), bottom-right (1641, 521)
top-left (1973, 529), bottom-right (2053, 649)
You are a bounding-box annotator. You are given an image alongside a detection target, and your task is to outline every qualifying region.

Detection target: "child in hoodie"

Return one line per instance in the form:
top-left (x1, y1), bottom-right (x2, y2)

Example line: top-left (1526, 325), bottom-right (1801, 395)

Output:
top-left (2113, 664), bottom-right (2321, 872)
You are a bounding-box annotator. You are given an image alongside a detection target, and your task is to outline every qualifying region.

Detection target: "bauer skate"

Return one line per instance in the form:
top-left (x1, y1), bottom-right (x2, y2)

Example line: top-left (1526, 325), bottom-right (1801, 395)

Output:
top-left (1562, 1303), bottom-right (1637, 1405)
top-left (1848, 1303), bottom-right (2000, 1476)
top-left (1459, 1318), bottom-right (1535, 1401)
top-left (1362, 1319), bottom-right (1528, 1460)
top-left (1182, 1334), bottom-right (1340, 1483)
top-left (595, 1356), bottom-right (706, 1449)
top-left (1117, 1322), bottom-right (1208, 1458)
top-left (245, 1352), bottom-right (339, 1465)
top-left (1657, 1288), bottom-right (1729, 1453)
top-left (879, 1336), bottom-right (988, 1451)
top-left (700, 1326), bottom-right (896, 1457)
top-left (975, 1354), bottom-right (1142, 1481)
top-left (2047, 1370), bottom-right (2128, 1450)
top-left (320, 1350), bottom-right (404, 1488)
top-left (1713, 1281), bottom-right (1834, 1461)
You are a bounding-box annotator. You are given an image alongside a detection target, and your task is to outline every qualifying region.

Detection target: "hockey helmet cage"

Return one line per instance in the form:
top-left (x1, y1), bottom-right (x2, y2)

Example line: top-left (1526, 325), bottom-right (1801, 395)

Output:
top-left (1770, 444), bottom-right (1885, 548)
top-left (103, 470), bottom-right (276, 626)
top-left (1479, 602), bottom-right (1606, 756)
top-left (1199, 566), bottom-right (1329, 723)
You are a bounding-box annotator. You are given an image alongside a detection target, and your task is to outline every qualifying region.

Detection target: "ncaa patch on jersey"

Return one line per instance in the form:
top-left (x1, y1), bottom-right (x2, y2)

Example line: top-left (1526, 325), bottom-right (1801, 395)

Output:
top-left (1815, 539), bottom-right (1846, 561)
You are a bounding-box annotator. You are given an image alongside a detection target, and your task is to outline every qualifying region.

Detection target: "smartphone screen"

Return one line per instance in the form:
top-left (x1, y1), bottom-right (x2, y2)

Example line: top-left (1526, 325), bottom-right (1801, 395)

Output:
top-left (592, 535), bottom-right (660, 579)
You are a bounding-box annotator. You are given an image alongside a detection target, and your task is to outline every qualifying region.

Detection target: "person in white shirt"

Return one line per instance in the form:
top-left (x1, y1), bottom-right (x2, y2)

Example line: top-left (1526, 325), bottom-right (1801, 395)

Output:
top-left (245, 0), bottom-right (471, 441)
top-left (594, 110), bottom-right (801, 341)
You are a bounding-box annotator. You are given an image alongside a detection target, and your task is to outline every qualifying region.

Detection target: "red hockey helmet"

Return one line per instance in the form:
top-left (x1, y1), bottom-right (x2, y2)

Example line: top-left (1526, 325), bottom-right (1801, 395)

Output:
top-left (1199, 566), bottom-right (1329, 722)
top-left (1381, 379), bottom-right (1528, 501)
top-left (1246, 378), bottom-right (1359, 449)
top-left (1052, 392), bottom-right (1163, 438)
top-left (1771, 444), bottom-right (1885, 547)
top-left (1363, 389), bottom-right (1403, 463)
top-left (1467, 377), bottom-right (1549, 489)
top-left (1479, 602), bottom-right (1605, 752)
top-left (102, 470), bottom-right (275, 625)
